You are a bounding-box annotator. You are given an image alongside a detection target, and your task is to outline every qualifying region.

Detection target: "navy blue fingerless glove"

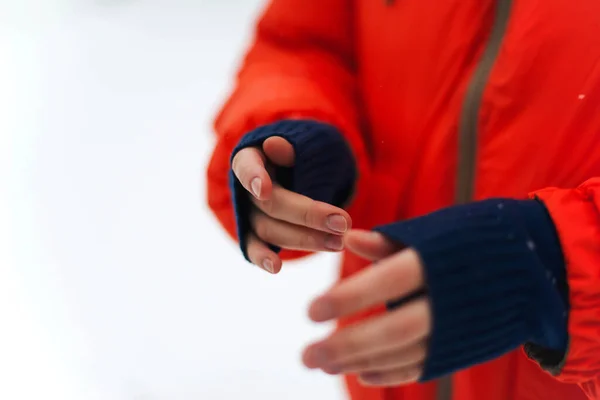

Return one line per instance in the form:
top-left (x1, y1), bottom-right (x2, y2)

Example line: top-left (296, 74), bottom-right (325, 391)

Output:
top-left (374, 198), bottom-right (569, 380)
top-left (230, 120), bottom-right (357, 260)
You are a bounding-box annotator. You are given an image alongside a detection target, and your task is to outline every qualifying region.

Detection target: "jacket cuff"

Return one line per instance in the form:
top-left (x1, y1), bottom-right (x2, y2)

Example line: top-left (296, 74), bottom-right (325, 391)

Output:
top-left (373, 199), bottom-right (568, 381)
top-left (230, 119), bottom-right (356, 260)
top-left (532, 182), bottom-right (600, 383)
top-left (518, 199), bottom-right (569, 374)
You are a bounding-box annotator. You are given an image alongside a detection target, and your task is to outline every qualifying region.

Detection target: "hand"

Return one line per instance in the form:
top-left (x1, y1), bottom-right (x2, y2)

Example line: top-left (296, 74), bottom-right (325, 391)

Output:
top-left (301, 230), bottom-right (430, 387)
top-left (231, 136), bottom-right (352, 274)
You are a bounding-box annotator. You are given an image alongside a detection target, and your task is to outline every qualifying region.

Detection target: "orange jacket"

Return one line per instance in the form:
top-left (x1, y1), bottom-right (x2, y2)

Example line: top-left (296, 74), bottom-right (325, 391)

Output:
top-left (206, 1), bottom-right (600, 399)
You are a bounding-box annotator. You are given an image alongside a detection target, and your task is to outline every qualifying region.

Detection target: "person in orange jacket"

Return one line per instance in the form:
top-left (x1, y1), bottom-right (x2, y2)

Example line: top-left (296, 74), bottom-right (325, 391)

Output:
top-left (206, 1), bottom-right (600, 399)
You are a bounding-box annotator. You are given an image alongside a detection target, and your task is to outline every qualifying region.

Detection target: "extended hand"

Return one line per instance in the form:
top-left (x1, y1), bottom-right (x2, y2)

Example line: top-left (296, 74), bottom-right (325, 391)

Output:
top-left (302, 230), bottom-right (430, 386)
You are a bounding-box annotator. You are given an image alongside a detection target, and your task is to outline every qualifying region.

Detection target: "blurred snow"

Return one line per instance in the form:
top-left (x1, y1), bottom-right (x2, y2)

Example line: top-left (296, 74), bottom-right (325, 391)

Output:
top-left (2, 1), bottom-right (343, 399)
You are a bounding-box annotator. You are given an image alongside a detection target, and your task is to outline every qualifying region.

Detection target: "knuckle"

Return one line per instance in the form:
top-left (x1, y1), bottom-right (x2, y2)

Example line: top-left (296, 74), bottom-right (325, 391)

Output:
top-left (301, 206), bottom-right (311, 227)
top-left (300, 233), bottom-right (317, 249)
top-left (259, 198), bottom-right (275, 215)
top-left (306, 200), bottom-right (323, 227)
top-left (301, 200), bottom-right (319, 227)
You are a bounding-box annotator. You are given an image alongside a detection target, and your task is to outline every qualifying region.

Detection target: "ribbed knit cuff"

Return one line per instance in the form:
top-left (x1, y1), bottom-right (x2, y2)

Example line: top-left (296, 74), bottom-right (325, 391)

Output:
top-left (518, 200), bottom-right (570, 374)
top-left (229, 119), bottom-right (357, 260)
top-left (373, 198), bottom-right (568, 381)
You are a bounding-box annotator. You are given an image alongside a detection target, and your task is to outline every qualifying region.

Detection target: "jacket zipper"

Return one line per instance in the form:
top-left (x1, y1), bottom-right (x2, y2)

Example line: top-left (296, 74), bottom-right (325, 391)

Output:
top-left (438, 1), bottom-right (514, 400)
top-left (455, 0), bottom-right (513, 205)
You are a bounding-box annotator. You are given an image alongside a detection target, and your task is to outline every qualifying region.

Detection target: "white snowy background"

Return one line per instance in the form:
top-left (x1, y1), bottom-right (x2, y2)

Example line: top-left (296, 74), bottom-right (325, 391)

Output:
top-left (1, 1), bottom-right (344, 399)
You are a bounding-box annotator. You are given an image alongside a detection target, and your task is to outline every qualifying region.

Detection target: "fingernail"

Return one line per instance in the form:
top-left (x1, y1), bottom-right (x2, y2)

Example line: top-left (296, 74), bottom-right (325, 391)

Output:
top-left (262, 258), bottom-right (274, 273)
top-left (326, 214), bottom-right (348, 233)
top-left (325, 235), bottom-right (344, 251)
top-left (250, 178), bottom-right (262, 198)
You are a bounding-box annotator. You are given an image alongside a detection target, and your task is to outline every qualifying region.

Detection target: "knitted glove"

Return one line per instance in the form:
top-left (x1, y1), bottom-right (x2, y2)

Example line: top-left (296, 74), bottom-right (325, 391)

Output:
top-left (374, 198), bottom-right (569, 380)
top-left (230, 119), bottom-right (356, 260)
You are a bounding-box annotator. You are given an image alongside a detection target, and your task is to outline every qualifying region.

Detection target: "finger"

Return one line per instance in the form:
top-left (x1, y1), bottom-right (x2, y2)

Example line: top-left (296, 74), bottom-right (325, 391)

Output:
top-left (251, 210), bottom-right (345, 252)
top-left (246, 232), bottom-right (282, 274)
top-left (231, 147), bottom-right (272, 200)
top-left (324, 340), bottom-right (427, 375)
top-left (308, 248), bottom-right (424, 322)
top-left (252, 185), bottom-right (351, 234)
top-left (358, 364), bottom-right (423, 387)
top-left (344, 230), bottom-right (398, 261)
top-left (303, 298), bottom-right (430, 369)
top-left (263, 136), bottom-right (295, 167)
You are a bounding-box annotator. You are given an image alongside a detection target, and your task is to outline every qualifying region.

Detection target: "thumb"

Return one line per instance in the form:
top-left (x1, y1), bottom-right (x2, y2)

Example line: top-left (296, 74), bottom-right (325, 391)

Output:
top-left (344, 230), bottom-right (398, 261)
top-left (263, 136), bottom-right (295, 167)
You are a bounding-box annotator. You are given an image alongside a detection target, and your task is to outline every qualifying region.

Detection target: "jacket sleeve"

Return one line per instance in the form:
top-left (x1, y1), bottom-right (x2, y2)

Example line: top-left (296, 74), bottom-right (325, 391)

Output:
top-left (529, 178), bottom-right (600, 399)
top-left (206, 0), bottom-right (370, 260)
